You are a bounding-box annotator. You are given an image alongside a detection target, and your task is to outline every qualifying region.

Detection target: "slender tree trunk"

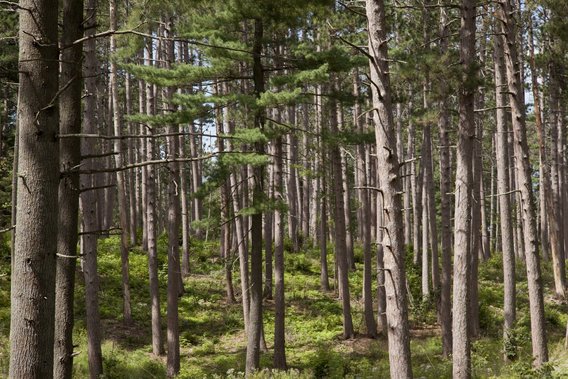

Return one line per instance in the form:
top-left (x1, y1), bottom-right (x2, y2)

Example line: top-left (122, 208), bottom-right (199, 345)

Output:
top-left (365, 0), bottom-right (413, 376)
top-left (407, 96), bottom-right (421, 266)
top-left (54, 0), bottom-right (83, 377)
top-left (543, 61), bottom-right (566, 298)
top-left (245, 20), bottom-right (265, 374)
top-left (273, 133), bottom-right (287, 369)
top-left (452, 0), bottom-right (477, 377)
top-left (162, 18), bottom-right (181, 377)
top-left (498, 0), bottom-right (548, 366)
top-left (287, 109), bottom-right (300, 253)
top-left (329, 82), bottom-right (354, 339)
top-left (354, 71), bottom-right (378, 338)
top-left (125, 73), bottom-right (137, 246)
top-left (264, 116), bottom-right (275, 299)
top-left (109, 0), bottom-right (133, 325)
top-left (144, 38), bottom-right (164, 357)
top-left (438, 5), bottom-right (452, 357)
top-left (494, 26), bottom-right (516, 359)
top-left (80, 2), bottom-right (104, 376)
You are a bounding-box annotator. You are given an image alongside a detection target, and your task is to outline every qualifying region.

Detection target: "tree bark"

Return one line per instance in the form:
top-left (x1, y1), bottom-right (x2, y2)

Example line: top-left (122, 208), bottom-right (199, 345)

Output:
top-left (494, 25), bottom-right (516, 358)
top-left (54, 0), bottom-right (83, 377)
top-left (354, 71), bottom-right (378, 338)
top-left (273, 132), bottom-right (287, 369)
top-left (245, 19), bottom-right (265, 374)
top-left (109, 0), bottom-right (133, 325)
top-left (10, 0), bottom-right (60, 372)
top-left (144, 38), bottom-right (164, 357)
top-left (163, 18), bottom-right (181, 378)
top-left (438, 4), bottom-right (452, 357)
top-left (365, 0), bottom-right (413, 376)
top-left (329, 82), bottom-right (354, 339)
top-left (497, 0), bottom-right (548, 366)
top-left (452, 0), bottom-right (476, 376)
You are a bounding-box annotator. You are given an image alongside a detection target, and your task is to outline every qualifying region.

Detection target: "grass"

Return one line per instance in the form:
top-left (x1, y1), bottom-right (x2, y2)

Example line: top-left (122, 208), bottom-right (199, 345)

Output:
top-left (1, 233), bottom-right (568, 378)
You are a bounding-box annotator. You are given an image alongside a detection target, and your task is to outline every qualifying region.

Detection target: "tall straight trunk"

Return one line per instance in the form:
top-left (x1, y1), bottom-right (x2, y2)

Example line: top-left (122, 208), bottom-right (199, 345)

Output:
top-left (452, 0), bottom-right (476, 377)
top-left (407, 97), bottom-right (421, 265)
top-left (438, 5), bottom-right (452, 357)
top-left (54, 0), bottom-right (83, 377)
top-left (529, 34), bottom-right (566, 299)
top-left (189, 123), bottom-right (202, 237)
top-left (489, 139), bottom-right (496, 253)
top-left (287, 108), bottom-right (300, 252)
top-left (421, 124), bottom-right (439, 297)
top-left (140, 76), bottom-right (148, 251)
top-left (498, 0), bottom-right (548, 366)
top-left (301, 103), bottom-right (311, 241)
top-left (180, 129), bottom-right (191, 276)
top-left (319, 163), bottom-right (330, 292)
top-left (144, 38), bottom-right (164, 357)
top-left (494, 27), bottom-right (516, 357)
top-left (264, 117), bottom-right (275, 299)
top-left (10, 0), bottom-right (60, 372)
top-left (229, 160), bottom-right (250, 335)
top-left (162, 18), bottom-right (181, 377)
top-left (469, 115), bottom-right (481, 339)
top-left (218, 100), bottom-right (235, 303)
top-left (245, 19), bottom-right (265, 374)
top-left (125, 73), bottom-right (137, 245)
top-left (273, 134), bottom-right (287, 369)
top-left (329, 84), bottom-right (354, 339)
top-left (109, 0), bottom-right (132, 325)
top-left (80, 2), bottom-right (104, 376)
top-left (354, 72), bottom-right (377, 337)
top-left (365, 0), bottom-right (412, 376)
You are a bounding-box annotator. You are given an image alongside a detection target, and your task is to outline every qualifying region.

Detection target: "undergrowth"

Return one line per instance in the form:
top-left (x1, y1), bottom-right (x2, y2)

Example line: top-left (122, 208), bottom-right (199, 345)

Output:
top-left (0, 237), bottom-right (567, 378)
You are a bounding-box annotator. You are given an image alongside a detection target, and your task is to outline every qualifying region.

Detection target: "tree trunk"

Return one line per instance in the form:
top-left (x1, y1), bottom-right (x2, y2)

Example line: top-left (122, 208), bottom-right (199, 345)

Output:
top-left (80, 2), bottom-right (104, 376)
top-left (498, 0), bottom-right (548, 366)
top-left (365, 0), bottom-right (413, 376)
top-left (54, 0), bottom-right (83, 377)
top-left (438, 4), bottom-right (452, 357)
top-left (10, 0), bottom-right (60, 372)
top-left (125, 73), bottom-right (137, 246)
top-left (452, 0), bottom-right (476, 376)
top-left (144, 38), bottom-right (164, 357)
top-left (109, 0), bottom-right (133, 325)
top-left (545, 61), bottom-right (566, 298)
top-left (329, 82), bottom-right (354, 339)
top-left (494, 26), bottom-right (516, 359)
top-left (354, 71), bottom-right (378, 337)
top-left (162, 18), bottom-right (181, 377)
top-left (273, 132), bottom-right (287, 369)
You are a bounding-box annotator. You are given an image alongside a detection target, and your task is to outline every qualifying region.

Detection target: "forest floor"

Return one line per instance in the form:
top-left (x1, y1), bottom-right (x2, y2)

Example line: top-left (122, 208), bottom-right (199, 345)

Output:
top-left (1, 235), bottom-right (568, 378)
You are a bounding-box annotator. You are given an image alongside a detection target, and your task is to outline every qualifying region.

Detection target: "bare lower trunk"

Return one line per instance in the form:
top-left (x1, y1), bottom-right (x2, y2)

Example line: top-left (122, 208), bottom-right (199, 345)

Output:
top-left (438, 5), bottom-right (452, 357)
top-left (494, 29), bottom-right (516, 358)
top-left (163, 19), bottom-right (181, 377)
top-left (273, 135), bottom-right (287, 369)
top-left (354, 72), bottom-right (377, 337)
top-left (366, 1), bottom-right (413, 376)
top-left (109, 0), bottom-right (132, 325)
top-left (329, 86), bottom-right (354, 339)
top-left (144, 39), bottom-right (164, 356)
top-left (54, 0), bottom-right (83, 376)
top-left (498, 0), bottom-right (548, 366)
top-left (452, 0), bottom-right (476, 377)
top-left (79, 2), bottom-right (104, 376)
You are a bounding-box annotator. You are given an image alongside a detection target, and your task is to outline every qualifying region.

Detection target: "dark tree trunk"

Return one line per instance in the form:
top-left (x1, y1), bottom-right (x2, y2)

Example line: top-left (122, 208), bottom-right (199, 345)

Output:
top-left (54, 0), bottom-right (83, 377)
